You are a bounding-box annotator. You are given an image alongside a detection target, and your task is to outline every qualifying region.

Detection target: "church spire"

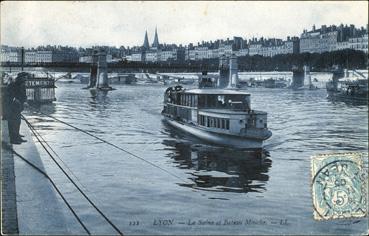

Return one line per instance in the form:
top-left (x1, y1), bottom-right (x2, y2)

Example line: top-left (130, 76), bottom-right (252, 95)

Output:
top-left (143, 30), bottom-right (149, 49)
top-left (152, 27), bottom-right (159, 48)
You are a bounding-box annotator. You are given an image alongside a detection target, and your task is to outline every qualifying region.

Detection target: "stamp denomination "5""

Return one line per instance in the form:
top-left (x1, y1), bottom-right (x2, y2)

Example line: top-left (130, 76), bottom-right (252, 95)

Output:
top-left (311, 152), bottom-right (367, 220)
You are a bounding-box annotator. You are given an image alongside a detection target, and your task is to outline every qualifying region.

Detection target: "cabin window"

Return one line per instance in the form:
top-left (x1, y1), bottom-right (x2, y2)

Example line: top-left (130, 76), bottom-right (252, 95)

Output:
top-left (175, 94), bottom-right (180, 104)
top-left (209, 118), bottom-right (213, 127)
top-left (199, 116), bottom-right (229, 130)
top-left (194, 95), bottom-right (198, 107)
top-left (210, 95), bottom-right (217, 107)
top-left (217, 119), bottom-right (221, 129)
top-left (198, 96), bottom-right (205, 107)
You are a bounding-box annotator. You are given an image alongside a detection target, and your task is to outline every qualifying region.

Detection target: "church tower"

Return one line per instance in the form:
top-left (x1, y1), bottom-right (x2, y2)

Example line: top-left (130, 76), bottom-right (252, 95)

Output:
top-left (143, 30), bottom-right (150, 50)
top-left (152, 27), bottom-right (159, 49)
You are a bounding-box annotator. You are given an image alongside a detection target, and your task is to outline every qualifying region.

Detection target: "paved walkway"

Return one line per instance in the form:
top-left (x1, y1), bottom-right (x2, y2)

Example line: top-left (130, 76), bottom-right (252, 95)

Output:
top-left (3, 120), bottom-right (86, 235)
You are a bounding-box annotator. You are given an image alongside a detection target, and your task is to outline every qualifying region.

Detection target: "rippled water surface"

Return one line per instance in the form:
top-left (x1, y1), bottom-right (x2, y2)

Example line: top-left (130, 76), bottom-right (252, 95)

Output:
top-left (24, 78), bottom-right (368, 235)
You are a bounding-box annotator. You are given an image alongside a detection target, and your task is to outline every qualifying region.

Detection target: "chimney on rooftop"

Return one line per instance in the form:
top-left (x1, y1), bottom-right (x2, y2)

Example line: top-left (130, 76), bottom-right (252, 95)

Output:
top-left (322, 25), bottom-right (327, 33)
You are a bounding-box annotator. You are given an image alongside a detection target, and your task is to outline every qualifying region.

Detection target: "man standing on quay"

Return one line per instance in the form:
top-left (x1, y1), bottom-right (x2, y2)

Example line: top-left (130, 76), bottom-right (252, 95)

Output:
top-left (6, 72), bottom-right (28, 144)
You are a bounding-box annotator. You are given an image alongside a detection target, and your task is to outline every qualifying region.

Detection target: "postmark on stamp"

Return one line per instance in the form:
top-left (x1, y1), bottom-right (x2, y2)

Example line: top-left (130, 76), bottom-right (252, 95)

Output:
top-left (311, 152), bottom-right (367, 220)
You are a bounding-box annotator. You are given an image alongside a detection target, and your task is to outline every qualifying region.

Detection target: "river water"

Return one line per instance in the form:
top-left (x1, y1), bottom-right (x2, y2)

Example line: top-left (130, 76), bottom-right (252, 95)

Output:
top-left (24, 75), bottom-right (368, 235)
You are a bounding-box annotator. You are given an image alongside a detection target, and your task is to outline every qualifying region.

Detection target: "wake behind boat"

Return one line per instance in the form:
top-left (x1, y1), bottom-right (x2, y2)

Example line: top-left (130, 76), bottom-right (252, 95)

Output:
top-left (162, 55), bottom-right (272, 149)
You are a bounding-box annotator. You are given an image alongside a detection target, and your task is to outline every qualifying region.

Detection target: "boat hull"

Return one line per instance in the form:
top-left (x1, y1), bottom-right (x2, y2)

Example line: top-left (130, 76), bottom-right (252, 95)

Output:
top-left (164, 117), bottom-right (265, 149)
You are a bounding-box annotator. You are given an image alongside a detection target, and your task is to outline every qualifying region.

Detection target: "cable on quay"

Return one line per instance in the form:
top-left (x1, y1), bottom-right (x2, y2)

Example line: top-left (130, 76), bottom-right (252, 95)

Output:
top-left (21, 114), bottom-right (124, 236)
top-left (26, 118), bottom-right (90, 193)
top-left (2, 142), bottom-right (91, 235)
top-left (27, 107), bottom-right (191, 184)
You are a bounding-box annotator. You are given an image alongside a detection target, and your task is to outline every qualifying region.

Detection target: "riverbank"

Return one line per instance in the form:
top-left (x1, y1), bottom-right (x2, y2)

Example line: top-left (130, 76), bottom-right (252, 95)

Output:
top-left (1, 120), bottom-right (86, 235)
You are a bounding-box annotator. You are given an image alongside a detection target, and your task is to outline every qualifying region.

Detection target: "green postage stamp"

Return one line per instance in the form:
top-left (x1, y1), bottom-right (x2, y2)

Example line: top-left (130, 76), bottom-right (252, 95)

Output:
top-left (311, 152), bottom-right (368, 220)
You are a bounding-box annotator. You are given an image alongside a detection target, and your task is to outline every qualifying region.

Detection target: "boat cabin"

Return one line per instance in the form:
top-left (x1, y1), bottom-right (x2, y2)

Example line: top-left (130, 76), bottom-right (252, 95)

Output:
top-left (163, 86), bottom-right (268, 135)
top-left (26, 74), bottom-right (56, 103)
top-left (164, 87), bottom-right (250, 111)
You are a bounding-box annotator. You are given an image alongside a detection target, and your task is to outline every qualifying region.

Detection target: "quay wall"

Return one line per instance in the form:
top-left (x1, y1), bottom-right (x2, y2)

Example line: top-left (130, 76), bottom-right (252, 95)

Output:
top-left (1, 120), bottom-right (19, 234)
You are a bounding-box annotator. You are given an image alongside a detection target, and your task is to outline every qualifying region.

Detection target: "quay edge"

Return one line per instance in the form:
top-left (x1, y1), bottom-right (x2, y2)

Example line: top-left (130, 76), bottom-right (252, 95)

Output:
top-left (1, 120), bottom-right (19, 234)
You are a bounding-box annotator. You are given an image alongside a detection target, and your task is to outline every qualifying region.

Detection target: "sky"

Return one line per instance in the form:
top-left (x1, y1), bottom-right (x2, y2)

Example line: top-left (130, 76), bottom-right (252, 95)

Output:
top-left (1, 1), bottom-right (368, 48)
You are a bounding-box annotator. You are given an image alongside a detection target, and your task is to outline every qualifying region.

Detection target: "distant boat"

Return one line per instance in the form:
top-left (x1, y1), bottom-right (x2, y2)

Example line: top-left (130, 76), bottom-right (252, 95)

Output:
top-left (326, 69), bottom-right (368, 103)
top-left (109, 73), bottom-right (137, 84)
top-left (56, 72), bottom-right (74, 83)
top-left (74, 74), bottom-right (90, 84)
top-left (263, 78), bottom-right (288, 88)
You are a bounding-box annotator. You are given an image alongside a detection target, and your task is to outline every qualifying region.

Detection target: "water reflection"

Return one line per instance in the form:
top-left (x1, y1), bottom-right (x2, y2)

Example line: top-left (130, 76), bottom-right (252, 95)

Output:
top-left (27, 102), bottom-right (57, 116)
top-left (163, 140), bottom-right (272, 194)
top-left (88, 90), bottom-right (111, 114)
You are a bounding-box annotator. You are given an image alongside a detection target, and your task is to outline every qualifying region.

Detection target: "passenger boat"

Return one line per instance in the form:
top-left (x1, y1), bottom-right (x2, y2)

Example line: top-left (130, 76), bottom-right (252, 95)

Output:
top-left (162, 55), bottom-right (272, 149)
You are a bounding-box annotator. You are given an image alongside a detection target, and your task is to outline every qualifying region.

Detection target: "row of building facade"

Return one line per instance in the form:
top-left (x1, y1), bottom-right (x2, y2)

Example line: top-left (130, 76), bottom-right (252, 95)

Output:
top-left (0, 45), bottom-right (79, 63)
top-left (1, 24), bottom-right (368, 64)
top-left (127, 24), bottom-right (368, 62)
top-left (300, 24), bottom-right (368, 53)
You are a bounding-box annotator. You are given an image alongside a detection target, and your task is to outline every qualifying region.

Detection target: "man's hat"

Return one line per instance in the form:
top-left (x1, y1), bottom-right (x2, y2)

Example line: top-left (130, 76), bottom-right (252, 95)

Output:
top-left (15, 72), bottom-right (30, 83)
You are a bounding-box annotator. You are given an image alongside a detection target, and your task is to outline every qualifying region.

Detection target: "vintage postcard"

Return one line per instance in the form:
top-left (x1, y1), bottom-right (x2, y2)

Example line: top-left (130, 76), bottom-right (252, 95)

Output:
top-left (1, 1), bottom-right (368, 235)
